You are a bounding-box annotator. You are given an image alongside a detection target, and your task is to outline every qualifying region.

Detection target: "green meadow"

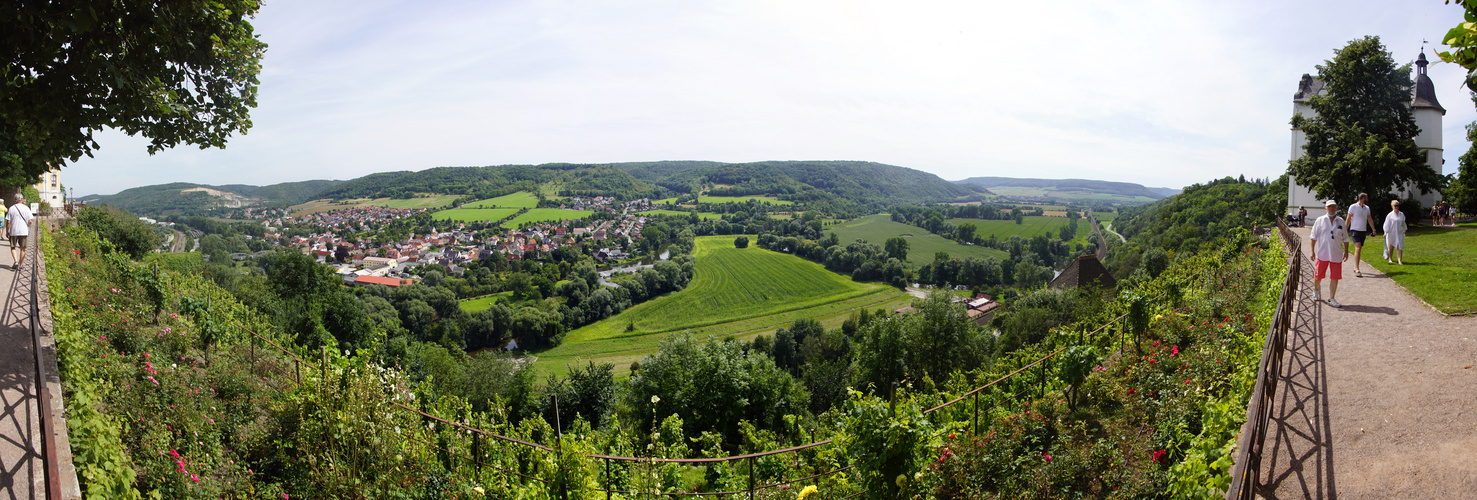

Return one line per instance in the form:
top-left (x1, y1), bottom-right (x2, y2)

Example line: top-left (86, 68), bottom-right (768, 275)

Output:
top-left (289, 195), bottom-right (462, 216)
top-left (827, 214), bottom-right (1008, 268)
top-left (464, 191), bottom-right (539, 209)
top-left (505, 208), bottom-right (594, 227)
top-left (432, 207), bottom-right (519, 222)
top-left (458, 292), bottom-right (514, 313)
top-left (1361, 225), bottom-right (1477, 314)
top-left (533, 236), bottom-right (906, 378)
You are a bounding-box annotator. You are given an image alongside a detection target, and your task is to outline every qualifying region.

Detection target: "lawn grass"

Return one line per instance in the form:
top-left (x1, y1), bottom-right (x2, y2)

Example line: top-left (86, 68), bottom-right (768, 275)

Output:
top-left (827, 214), bottom-right (1008, 268)
top-left (459, 292), bottom-right (513, 313)
top-left (464, 191), bottom-right (539, 209)
top-left (641, 209), bottom-right (723, 220)
top-left (532, 236), bottom-right (905, 378)
top-left (1361, 225), bottom-right (1477, 314)
top-left (431, 207), bottom-right (519, 222)
top-left (504, 208), bottom-right (594, 227)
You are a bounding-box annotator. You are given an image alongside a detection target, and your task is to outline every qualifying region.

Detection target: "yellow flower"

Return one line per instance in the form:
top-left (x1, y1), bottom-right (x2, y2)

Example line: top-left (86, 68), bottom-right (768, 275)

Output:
top-left (796, 484), bottom-right (819, 499)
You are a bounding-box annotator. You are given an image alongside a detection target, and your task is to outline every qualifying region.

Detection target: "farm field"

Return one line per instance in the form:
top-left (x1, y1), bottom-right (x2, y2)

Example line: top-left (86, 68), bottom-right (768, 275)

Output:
top-left (464, 191), bottom-right (539, 208)
top-left (459, 292), bottom-right (514, 313)
top-left (432, 207), bottom-right (519, 222)
top-left (504, 208), bottom-right (594, 227)
top-left (289, 195), bottom-right (462, 216)
top-left (654, 195), bottom-right (793, 206)
top-left (987, 186), bottom-right (1157, 204)
top-left (641, 209), bottom-right (723, 220)
top-left (827, 214), bottom-right (1008, 268)
top-left (533, 236), bottom-right (905, 377)
top-left (947, 215), bottom-right (1077, 240)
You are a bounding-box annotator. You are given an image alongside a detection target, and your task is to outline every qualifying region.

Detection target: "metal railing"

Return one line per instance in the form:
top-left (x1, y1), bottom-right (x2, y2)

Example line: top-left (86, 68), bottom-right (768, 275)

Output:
top-left (1224, 220), bottom-right (1301, 499)
top-left (31, 217), bottom-right (63, 499)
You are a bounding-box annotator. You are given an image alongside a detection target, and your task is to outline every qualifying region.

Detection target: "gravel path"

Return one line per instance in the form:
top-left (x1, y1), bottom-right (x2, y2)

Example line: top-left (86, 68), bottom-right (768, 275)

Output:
top-left (1258, 226), bottom-right (1477, 499)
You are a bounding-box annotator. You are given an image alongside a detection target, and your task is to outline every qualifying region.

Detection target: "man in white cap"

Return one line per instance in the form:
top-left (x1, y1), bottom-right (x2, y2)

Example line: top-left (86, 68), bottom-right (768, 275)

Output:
top-left (1309, 199), bottom-right (1349, 307)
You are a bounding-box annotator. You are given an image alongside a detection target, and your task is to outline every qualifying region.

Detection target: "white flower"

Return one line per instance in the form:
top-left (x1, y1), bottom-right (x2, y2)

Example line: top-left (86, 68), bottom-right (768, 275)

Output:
top-left (650, 395), bottom-right (660, 404)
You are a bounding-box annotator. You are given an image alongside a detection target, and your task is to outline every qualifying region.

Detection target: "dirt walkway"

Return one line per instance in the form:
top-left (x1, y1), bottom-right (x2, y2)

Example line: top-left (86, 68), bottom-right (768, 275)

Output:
top-left (1258, 226), bottom-right (1477, 499)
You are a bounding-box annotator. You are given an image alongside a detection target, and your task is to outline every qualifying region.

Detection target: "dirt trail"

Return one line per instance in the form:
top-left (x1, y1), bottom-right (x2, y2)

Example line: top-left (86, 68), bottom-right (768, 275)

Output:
top-left (1258, 226), bottom-right (1477, 499)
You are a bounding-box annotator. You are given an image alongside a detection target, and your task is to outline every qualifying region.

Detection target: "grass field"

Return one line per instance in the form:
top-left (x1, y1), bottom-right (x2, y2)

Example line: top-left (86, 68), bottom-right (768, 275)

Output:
top-left (290, 195), bottom-right (462, 216)
top-left (459, 292), bottom-right (513, 312)
top-left (505, 208), bottom-right (594, 227)
top-left (827, 214), bottom-right (1008, 268)
top-left (1361, 225), bottom-right (1477, 314)
top-left (431, 207), bottom-right (519, 222)
top-left (655, 195), bottom-right (793, 206)
top-left (464, 191), bottom-right (539, 209)
top-left (532, 236), bottom-right (906, 377)
top-left (641, 209), bottom-right (723, 220)
top-left (946, 216), bottom-right (1073, 240)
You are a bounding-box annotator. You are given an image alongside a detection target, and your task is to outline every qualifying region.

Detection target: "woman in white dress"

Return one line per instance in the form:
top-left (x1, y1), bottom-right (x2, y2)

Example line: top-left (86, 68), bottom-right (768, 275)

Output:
top-left (1383, 200), bottom-right (1407, 265)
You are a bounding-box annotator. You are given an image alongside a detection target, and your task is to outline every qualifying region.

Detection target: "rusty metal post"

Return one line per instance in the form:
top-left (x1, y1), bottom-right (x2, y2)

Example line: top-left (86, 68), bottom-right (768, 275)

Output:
top-left (972, 391), bottom-right (980, 436)
top-left (748, 456), bottom-right (755, 500)
top-left (604, 458), bottom-right (612, 500)
top-left (473, 432), bottom-right (481, 474)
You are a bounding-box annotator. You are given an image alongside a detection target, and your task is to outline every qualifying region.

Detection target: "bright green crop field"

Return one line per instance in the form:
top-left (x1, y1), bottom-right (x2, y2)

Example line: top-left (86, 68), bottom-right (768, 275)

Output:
top-left (946, 216), bottom-right (1071, 240)
top-left (505, 208), bottom-right (594, 227)
top-left (432, 207), bottom-right (519, 222)
top-left (533, 236), bottom-right (906, 378)
top-left (641, 209), bottom-right (723, 220)
top-left (464, 191), bottom-right (539, 209)
top-left (827, 214), bottom-right (1008, 269)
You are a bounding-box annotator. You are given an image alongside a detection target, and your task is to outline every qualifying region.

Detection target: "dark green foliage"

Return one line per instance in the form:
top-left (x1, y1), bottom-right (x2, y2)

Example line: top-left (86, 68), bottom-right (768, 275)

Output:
top-left (853, 292), bottom-right (992, 390)
top-left (885, 236), bottom-right (909, 261)
top-left (540, 362), bottom-right (617, 428)
top-left (90, 180), bottom-right (344, 216)
top-left (955, 176), bottom-right (1173, 200)
top-left (1289, 36), bottom-right (1444, 205)
top-left (320, 164), bottom-right (662, 200)
top-left (75, 205), bottom-right (161, 259)
top-left (2, 0), bottom-right (265, 180)
top-left (1106, 176), bottom-right (1285, 277)
top-left (733, 235), bottom-right (749, 248)
top-left (624, 335), bottom-right (809, 449)
top-left (1451, 114), bottom-right (1477, 215)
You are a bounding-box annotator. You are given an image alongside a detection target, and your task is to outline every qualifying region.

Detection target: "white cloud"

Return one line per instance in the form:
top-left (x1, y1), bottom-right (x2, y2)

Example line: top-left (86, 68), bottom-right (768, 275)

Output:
top-left (65, 0), bottom-right (1477, 197)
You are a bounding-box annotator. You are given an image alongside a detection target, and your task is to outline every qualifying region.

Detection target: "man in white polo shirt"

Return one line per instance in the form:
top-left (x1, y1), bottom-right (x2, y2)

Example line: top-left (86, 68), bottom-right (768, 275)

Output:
top-left (1346, 192), bottom-right (1378, 277)
top-left (1310, 199), bottom-right (1349, 307)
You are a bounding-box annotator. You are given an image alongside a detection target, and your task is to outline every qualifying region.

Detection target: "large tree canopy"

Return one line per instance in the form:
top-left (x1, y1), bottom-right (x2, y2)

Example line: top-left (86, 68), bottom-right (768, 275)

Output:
top-left (1, 0), bottom-right (267, 182)
top-left (1288, 36), bottom-right (1443, 203)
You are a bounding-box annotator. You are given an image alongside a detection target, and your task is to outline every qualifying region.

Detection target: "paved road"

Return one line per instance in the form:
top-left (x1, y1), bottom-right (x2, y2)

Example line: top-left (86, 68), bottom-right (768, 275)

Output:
top-left (0, 235), bottom-right (42, 498)
top-left (1258, 226), bottom-right (1477, 499)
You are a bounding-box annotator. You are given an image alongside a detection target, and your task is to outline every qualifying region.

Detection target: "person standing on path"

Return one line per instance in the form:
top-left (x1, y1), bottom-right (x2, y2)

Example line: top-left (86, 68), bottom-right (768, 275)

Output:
top-left (8, 195), bottom-right (32, 269)
top-left (1347, 193), bottom-right (1377, 277)
top-left (1383, 199), bottom-right (1407, 264)
top-left (1310, 199), bottom-right (1350, 308)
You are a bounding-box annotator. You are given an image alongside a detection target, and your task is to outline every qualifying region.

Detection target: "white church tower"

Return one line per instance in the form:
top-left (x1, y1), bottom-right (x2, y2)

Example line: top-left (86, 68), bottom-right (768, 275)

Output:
top-left (1288, 50), bottom-right (1445, 215)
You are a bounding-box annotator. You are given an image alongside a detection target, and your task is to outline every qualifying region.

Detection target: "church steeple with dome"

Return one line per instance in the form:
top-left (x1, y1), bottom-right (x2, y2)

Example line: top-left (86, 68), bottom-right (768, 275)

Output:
top-left (1287, 47), bottom-right (1446, 215)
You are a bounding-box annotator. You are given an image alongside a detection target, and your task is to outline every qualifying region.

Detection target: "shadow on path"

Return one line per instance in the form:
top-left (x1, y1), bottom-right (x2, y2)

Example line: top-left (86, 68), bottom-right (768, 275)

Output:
top-left (0, 245), bottom-right (39, 499)
top-left (1259, 255), bottom-right (1336, 499)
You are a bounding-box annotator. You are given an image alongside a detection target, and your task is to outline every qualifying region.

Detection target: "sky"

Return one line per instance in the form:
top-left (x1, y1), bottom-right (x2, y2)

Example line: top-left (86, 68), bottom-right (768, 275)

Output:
top-left (65, 0), bottom-right (1477, 197)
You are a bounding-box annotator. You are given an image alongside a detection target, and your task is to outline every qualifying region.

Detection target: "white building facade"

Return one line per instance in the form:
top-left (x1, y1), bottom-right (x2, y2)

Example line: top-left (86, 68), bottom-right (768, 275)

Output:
top-left (1288, 51), bottom-right (1445, 214)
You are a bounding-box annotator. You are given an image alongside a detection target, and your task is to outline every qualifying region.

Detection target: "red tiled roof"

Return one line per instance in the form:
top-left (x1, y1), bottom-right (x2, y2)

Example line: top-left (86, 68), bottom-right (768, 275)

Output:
top-left (354, 275), bottom-right (411, 287)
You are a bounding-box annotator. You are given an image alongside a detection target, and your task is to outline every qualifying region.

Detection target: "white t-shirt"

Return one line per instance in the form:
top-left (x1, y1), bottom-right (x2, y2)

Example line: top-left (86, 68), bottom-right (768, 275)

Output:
top-left (1347, 202), bottom-right (1371, 231)
top-left (1310, 214), bottom-right (1347, 262)
top-left (7, 203), bottom-right (32, 237)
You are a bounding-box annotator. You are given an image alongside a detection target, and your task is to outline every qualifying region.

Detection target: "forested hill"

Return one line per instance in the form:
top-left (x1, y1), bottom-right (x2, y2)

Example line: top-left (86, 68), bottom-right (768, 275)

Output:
top-left (617, 160), bottom-right (988, 209)
top-left (88, 179), bottom-right (343, 215)
top-left (315, 164), bottom-right (665, 201)
top-left (1103, 175), bottom-right (1288, 277)
top-left (954, 176), bottom-right (1177, 200)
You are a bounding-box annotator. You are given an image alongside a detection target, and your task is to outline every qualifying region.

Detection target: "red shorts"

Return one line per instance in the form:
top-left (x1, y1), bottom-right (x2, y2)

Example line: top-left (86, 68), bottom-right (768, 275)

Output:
top-left (1315, 259), bottom-right (1341, 280)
